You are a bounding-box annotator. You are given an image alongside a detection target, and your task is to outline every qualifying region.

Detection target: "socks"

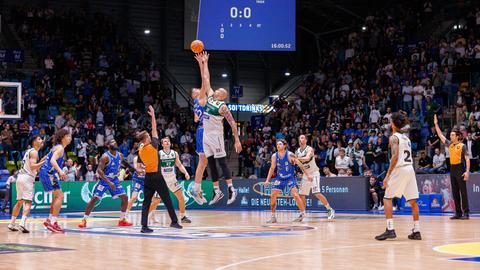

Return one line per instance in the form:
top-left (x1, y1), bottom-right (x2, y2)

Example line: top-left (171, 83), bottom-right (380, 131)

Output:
top-left (120, 212), bottom-right (126, 220)
top-left (387, 219), bottom-right (394, 230)
top-left (83, 215), bottom-right (90, 220)
top-left (300, 211), bottom-right (305, 216)
top-left (10, 216), bottom-right (17, 224)
top-left (413, 220), bottom-right (420, 233)
top-left (180, 212), bottom-right (186, 219)
top-left (325, 204), bottom-right (332, 210)
top-left (48, 214), bottom-right (53, 220)
top-left (214, 186), bottom-right (220, 194)
top-left (20, 215), bottom-right (27, 227)
top-left (51, 216), bottom-right (57, 223)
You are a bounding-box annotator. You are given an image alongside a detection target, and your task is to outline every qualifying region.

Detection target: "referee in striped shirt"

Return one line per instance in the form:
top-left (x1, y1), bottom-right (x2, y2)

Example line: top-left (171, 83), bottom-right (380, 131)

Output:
top-left (434, 115), bottom-right (470, 220)
top-left (137, 106), bottom-right (182, 233)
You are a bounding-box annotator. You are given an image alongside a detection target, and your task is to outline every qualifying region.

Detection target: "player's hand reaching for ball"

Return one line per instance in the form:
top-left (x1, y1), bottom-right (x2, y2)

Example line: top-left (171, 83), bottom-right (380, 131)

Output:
top-left (194, 53), bottom-right (203, 64)
top-left (201, 51), bottom-right (209, 62)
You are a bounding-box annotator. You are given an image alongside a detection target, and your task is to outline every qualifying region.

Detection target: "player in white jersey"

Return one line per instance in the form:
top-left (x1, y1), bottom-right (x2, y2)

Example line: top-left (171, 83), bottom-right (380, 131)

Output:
top-left (148, 137), bottom-right (192, 223)
top-left (376, 112), bottom-right (421, 241)
top-left (8, 136), bottom-right (47, 233)
top-left (197, 52), bottom-right (242, 205)
top-left (296, 135), bottom-right (335, 220)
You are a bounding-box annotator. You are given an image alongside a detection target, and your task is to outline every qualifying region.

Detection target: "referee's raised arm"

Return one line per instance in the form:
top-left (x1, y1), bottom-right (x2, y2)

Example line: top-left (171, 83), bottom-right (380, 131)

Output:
top-left (433, 115), bottom-right (447, 144)
top-left (148, 106), bottom-right (158, 140)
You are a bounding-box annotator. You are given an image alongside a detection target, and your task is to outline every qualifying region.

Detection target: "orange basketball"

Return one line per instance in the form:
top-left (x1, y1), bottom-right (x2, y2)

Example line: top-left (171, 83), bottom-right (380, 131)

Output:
top-left (191, 40), bottom-right (204, 54)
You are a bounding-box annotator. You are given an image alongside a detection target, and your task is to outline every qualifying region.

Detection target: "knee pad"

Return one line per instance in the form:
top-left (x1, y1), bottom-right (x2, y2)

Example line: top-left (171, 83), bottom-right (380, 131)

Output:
top-left (217, 157), bottom-right (231, 180)
top-left (208, 157), bottom-right (219, 182)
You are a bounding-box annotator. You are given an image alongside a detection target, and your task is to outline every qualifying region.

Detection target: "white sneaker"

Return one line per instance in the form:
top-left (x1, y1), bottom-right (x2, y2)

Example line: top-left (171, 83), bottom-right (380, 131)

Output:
top-left (208, 191), bottom-right (224, 205)
top-left (393, 206), bottom-right (398, 211)
top-left (189, 188), bottom-right (205, 205)
top-left (7, 223), bottom-right (18, 232)
top-left (227, 188), bottom-right (237, 205)
top-left (267, 216), bottom-right (277, 223)
top-left (327, 209), bottom-right (335, 220)
top-left (293, 213), bottom-right (305, 222)
top-left (378, 205), bottom-right (384, 211)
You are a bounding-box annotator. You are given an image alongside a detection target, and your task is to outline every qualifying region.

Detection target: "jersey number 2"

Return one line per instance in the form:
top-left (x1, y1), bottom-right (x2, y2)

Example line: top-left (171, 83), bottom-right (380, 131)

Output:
top-left (404, 150), bottom-right (412, 162)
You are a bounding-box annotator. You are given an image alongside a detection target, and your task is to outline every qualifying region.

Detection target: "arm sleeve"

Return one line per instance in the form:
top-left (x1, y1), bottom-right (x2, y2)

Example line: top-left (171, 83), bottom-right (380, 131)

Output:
top-left (445, 139), bottom-right (451, 146)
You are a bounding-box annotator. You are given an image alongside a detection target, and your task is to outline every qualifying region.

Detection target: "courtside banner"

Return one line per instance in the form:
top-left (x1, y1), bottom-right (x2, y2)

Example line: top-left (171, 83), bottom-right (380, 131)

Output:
top-left (10, 180), bottom-right (214, 214)
top-left (222, 177), bottom-right (370, 211)
top-left (467, 173), bottom-right (480, 212)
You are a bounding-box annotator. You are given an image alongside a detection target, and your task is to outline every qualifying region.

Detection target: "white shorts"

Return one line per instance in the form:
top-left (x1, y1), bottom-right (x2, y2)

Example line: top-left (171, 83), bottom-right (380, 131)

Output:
top-left (164, 175), bottom-right (182, 193)
top-left (384, 165), bottom-right (419, 201)
top-left (299, 173), bottom-right (321, 196)
top-left (203, 133), bottom-right (226, 158)
top-left (16, 174), bottom-right (35, 201)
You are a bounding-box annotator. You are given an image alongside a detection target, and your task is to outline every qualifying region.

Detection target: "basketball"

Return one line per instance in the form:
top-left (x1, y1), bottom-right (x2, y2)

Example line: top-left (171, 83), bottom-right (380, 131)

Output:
top-left (190, 40), bottom-right (204, 54)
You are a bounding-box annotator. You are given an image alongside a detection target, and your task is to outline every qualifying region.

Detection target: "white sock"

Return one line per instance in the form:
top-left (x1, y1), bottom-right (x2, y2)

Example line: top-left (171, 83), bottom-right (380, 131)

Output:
top-left (413, 220), bottom-right (420, 233)
top-left (180, 212), bottom-right (185, 219)
top-left (20, 215), bottom-right (27, 227)
top-left (48, 214), bottom-right (53, 220)
top-left (83, 215), bottom-right (90, 220)
top-left (325, 204), bottom-right (332, 210)
top-left (10, 216), bottom-right (17, 224)
top-left (271, 213), bottom-right (276, 218)
top-left (194, 183), bottom-right (201, 192)
top-left (120, 212), bottom-right (126, 220)
top-left (387, 219), bottom-right (394, 230)
top-left (51, 216), bottom-right (57, 223)
top-left (214, 186), bottom-right (220, 193)
top-left (300, 211), bottom-right (305, 216)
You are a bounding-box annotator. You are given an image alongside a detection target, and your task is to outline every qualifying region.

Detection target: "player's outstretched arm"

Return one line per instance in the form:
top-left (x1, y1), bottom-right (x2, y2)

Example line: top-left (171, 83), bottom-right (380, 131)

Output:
top-left (297, 147), bottom-right (314, 163)
top-left (383, 136), bottom-right (399, 188)
top-left (221, 105), bottom-right (242, 153)
top-left (433, 114), bottom-right (447, 144)
top-left (147, 105), bottom-right (158, 139)
top-left (265, 154), bottom-right (277, 184)
top-left (201, 52), bottom-right (214, 97)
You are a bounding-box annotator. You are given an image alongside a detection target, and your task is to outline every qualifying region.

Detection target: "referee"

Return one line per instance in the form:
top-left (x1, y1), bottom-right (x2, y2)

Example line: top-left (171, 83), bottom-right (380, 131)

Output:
top-left (434, 115), bottom-right (470, 220)
top-left (137, 106), bottom-right (182, 233)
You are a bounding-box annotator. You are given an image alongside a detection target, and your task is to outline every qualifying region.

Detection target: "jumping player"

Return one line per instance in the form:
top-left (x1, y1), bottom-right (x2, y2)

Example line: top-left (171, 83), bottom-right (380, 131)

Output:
top-left (265, 139), bottom-right (309, 223)
top-left (8, 136), bottom-right (47, 233)
top-left (78, 139), bottom-right (133, 228)
top-left (375, 112), bottom-right (421, 240)
top-left (296, 135), bottom-right (335, 220)
top-left (39, 128), bottom-right (72, 233)
top-left (189, 53), bottom-right (210, 205)
top-left (149, 137), bottom-right (192, 223)
top-left (198, 52), bottom-right (242, 205)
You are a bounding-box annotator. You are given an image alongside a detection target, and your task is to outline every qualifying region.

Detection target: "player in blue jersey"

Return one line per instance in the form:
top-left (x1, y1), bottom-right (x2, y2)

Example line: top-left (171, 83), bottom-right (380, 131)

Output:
top-left (264, 139), bottom-right (310, 223)
top-left (126, 153), bottom-right (146, 218)
top-left (189, 52), bottom-right (210, 205)
top-left (39, 128), bottom-right (72, 233)
top-left (78, 139), bottom-right (133, 228)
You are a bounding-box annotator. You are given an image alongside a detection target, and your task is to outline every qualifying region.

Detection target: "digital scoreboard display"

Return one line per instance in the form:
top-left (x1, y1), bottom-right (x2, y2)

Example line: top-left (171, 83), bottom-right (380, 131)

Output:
top-left (184, 0), bottom-right (296, 51)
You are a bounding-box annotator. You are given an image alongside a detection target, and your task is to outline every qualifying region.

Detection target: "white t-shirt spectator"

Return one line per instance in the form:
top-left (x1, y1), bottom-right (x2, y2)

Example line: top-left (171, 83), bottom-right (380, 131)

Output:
top-left (413, 85), bottom-right (424, 101)
top-left (96, 133), bottom-right (105, 147)
top-left (77, 141), bottom-right (88, 158)
top-left (55, 115), bottom-right (66, 129)
top-left (96, 110), bottom-right (104, 124)
top-left (432, 153), bottom-right (446, 168)
top-left (369, 108), bottom-right (381, 123)
top-left (180, 133), bottom-right (193, 145)
top-left (105, 127), bottom-right (115, 142)
top-left (335, 155), bottom-right (352, 175)
top-left (63, 166), bottom-right (77, 182)
top-left (85, 171), bottom-right (96, 182)
top-left (402, 85), bottom-right (413, 102)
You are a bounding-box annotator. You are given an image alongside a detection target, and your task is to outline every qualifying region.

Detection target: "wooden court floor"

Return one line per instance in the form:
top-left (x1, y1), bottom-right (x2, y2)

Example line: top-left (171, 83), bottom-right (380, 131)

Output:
top-left (0, 210), bottom-right (479, 270)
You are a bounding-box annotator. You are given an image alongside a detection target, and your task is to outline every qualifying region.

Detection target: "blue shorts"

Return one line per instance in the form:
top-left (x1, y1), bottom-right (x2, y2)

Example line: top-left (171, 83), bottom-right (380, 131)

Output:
top-left (39, 170), bottom-right (62, 192)
top-left (196, 127), bottom-right (204, 154)
top-left (132, 176), bottom-right (145, 193)
top-left (271, 177), bottom-right (298, 194)
top-left (93, 179), bottom-right (126, 199)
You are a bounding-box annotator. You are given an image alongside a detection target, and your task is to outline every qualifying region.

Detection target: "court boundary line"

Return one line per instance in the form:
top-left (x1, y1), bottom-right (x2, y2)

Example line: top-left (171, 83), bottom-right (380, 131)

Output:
top-left (214, 242), bottom-right (409, 270)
